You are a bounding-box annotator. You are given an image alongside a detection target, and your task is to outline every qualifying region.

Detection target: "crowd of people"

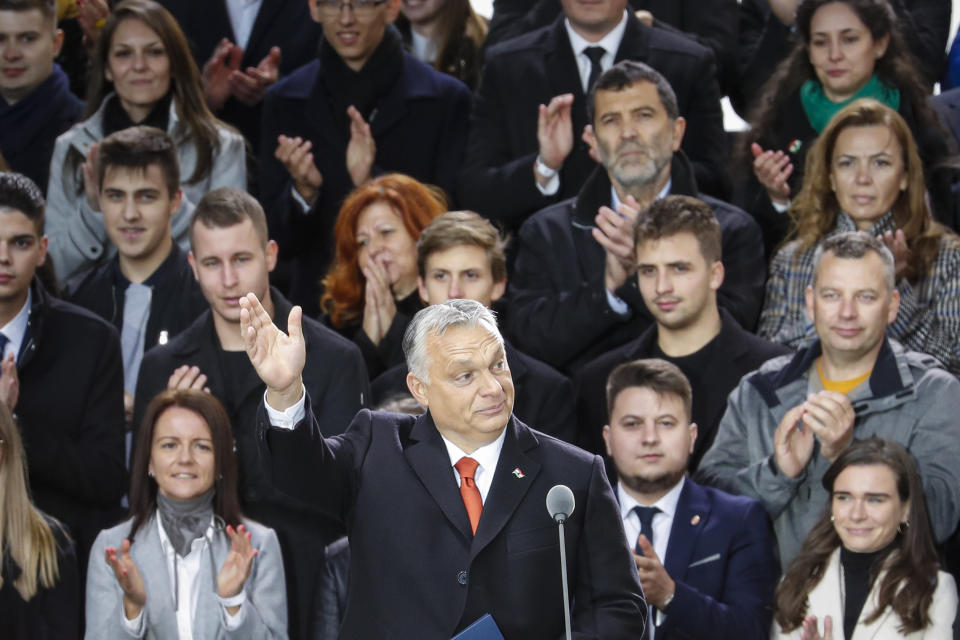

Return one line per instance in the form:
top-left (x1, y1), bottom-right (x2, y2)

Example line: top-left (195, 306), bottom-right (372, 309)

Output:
top-left (3, 0), bottom-right (960, 637)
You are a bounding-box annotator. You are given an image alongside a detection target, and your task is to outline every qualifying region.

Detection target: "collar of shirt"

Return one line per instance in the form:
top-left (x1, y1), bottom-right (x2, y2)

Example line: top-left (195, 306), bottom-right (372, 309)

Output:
top-left (156, 514), bottom-right (215, 640)
top-left (410, 29), bottom-right (437, 65)
top-left (617, 475), bottom-right (685, 562)
top-left (224, 0), bottom-right (262, 51)
top-left (609, 178), bottom-right (672, 215)
top-left (0, 287), bottom-right (31, 362)
top-left (564, 10), bottom-right (629, 93)
top-left (440, 426), bottom-right (508, 504)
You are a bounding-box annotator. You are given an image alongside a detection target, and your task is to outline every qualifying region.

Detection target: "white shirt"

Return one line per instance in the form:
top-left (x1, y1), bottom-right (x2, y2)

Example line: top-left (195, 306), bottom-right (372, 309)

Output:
top-left (617, 477), bottom-right (685, 634)
top-left (440, 429), bottom-right (507, 504)
top-left (225, 0), bottom-right (262, 50)
top-left (410, 29), bottom-right (437, 65)
top-left (564, 11), bottom-right (629, 93)
top-left (121, 518), bottom-right (245, 638)
top-left (0, 288), bottom-right (31, 362)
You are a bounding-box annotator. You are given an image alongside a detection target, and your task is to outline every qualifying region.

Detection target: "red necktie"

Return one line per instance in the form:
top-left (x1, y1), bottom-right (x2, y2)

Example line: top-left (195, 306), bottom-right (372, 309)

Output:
top-left (455, 457), bottom-right (483, 534)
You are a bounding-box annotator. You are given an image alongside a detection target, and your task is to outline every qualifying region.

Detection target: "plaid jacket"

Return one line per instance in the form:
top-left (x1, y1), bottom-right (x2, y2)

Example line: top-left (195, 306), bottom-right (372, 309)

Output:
top-left (758, 211), bottom-right (960, 375)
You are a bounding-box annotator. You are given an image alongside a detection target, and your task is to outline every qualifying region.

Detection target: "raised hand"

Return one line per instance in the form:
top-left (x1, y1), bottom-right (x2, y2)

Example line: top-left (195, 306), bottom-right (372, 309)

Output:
top-left (801, 614), bottom-right (834, 640)
top-left (346, 106), bottom-right (376, 187)
top-left (167, 365), bottom-right (210, 393)
top-left (633, 535), bottom-right (675, 609)
top-left (275, 135), bottom-right (323, 203)
top-left (202, 38), bottom-right (244, 112)
top-left (105, 539), bottom-right (147, 620)
top-left (76, 0), bottom-right (109, 51)
top-left (751, 142), bottom-right (793, 206)
top-left (536, 93), bottom-right (575, 181)
top-left (239, 292), bottom-right (304, 410)
top-left (593, 195), bottom-right (642, 293)
top-left (360, 255), bottom-right (397, 346)
top-left (773, 403), bottom-right (814, 478)
top-left (217, 524), bottom-right (259, 607)
top-left (801, 391), bottom-right (855, 463)
top-left (82, 143), bottom-right (102, 212)
top-left (229, 47), bottom-right (281, 107)
top-left (878, 229), bottom-right (909, 281)
top-left (0, 353), bottom-right (19, 411)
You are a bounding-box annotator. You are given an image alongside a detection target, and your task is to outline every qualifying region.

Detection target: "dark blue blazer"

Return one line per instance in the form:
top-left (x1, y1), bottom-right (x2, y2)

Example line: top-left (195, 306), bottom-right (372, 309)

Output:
top-left (259, 407), bottom-right (647, 639)
top-left (259, 53), bottom-right (472, 313)
top-left (646, 479), bottom-right (779, 640)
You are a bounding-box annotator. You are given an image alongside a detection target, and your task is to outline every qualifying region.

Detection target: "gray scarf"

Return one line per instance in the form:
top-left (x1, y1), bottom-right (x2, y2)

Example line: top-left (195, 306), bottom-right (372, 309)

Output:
top-left (156, 489), bottom-right (215, 557)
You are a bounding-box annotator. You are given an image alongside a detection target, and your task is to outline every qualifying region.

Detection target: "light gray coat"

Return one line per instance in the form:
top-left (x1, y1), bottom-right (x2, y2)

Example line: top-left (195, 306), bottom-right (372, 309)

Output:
top-left (45, 95), bottom-right (246, 281)
top-left (697, 338), bottom-right (960, 565)
top-left (85, 514), bottom-right (287, 640)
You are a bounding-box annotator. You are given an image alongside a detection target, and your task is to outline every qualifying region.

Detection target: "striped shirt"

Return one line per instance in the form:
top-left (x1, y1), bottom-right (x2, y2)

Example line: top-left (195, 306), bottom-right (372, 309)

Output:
top-left (759, 211), bottom-right (960, 375)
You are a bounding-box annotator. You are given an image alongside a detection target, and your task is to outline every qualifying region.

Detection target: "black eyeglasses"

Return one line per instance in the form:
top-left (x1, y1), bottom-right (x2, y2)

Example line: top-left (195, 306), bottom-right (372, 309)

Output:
top-left (318, 0), bottom-right (388, 16)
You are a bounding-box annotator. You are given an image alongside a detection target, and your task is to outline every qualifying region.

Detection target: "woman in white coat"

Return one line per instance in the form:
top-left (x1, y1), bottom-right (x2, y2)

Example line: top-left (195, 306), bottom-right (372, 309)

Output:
top-left (46, 0), bottom-right (245, 282)
top-left (85, 389), bottom-right (287, 639)
top-left (773, 437), bottom-right (957, 639)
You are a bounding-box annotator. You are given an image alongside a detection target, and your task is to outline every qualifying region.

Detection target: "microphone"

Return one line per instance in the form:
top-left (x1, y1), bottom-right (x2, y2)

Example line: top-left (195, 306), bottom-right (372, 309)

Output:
top-left (546, 485), bottom-right (575, 640)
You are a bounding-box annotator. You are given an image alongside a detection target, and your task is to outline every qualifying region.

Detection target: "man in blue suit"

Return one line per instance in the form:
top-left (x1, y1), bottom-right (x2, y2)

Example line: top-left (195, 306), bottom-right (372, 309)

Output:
top-left (602, 358), bottom-right (779, 639)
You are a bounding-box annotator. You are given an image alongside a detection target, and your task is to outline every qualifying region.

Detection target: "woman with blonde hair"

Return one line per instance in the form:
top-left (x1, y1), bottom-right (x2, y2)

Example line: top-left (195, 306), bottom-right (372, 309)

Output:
top-left (759, 98), bottom-right (960, 374)
top-left (0, 399), bottom-right (79, 639)
top-left (321, 173), bottom-right (447, 378)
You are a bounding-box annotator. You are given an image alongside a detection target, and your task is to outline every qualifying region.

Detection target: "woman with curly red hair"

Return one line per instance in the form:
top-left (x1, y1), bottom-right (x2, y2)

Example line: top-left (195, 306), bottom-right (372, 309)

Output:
top-left (321, 174), bottom-right (447, 378)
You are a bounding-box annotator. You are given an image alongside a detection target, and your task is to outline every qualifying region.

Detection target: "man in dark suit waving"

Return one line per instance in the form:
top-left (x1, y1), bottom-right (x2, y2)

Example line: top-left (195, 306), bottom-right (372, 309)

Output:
top-left (602, 358), bottom-right (779, 639)
top-left (243, 295), bottom-right (647, 639)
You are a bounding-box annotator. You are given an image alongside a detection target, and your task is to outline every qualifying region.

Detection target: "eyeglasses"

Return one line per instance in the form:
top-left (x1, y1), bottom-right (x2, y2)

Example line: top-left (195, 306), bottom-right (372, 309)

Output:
top-left (317, 0), bottom-right (388, 17)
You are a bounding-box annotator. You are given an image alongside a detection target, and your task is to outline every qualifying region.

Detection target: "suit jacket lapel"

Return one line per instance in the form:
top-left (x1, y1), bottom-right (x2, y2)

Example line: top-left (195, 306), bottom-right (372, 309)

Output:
top-left (615, 14), bottom-right (649, 64)
top-left (245, 0), bottom-right (286, 63)
top-left (545, 20), bottom-right (586, 102)
top-left (663, 479), bottom-right (710, 578)
top-left (131, 516), bottom-right (180, 638)
top-left (807, 550), bottom-right (845, 637)
top-left (405, 412), bottom-right (475, 542)
top-left (471, 417), bottom-right (541, 557)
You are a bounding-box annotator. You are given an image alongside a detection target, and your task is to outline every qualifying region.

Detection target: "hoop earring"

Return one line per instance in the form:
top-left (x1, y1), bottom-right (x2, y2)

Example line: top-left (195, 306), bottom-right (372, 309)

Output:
top-left (830, 514), bottom-right (835, 523)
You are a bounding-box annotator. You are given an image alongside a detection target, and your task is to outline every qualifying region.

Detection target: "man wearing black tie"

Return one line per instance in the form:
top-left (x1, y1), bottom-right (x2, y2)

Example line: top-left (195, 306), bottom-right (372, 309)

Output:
top-left (602, 358), bottom-right (778, 639)
top-left (243, 295), bottom-right (646, 639)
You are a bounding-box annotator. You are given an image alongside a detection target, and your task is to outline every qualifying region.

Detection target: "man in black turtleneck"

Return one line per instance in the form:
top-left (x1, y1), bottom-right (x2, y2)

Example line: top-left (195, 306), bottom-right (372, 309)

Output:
top-left (258, 0), bottom-right (472, 315)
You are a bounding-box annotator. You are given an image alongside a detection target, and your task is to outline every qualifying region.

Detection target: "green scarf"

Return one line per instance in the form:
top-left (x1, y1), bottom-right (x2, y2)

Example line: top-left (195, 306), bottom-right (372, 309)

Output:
top-left (800, 75), bottom-right (900, 133)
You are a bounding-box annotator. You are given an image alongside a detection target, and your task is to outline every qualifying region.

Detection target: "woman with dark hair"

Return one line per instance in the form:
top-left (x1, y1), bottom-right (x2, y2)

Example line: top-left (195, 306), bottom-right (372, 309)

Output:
top-left (736, 0), bottom-right (954, 257)
top-left (760, 99), bottom-right (960, 374)
top-left (0, 399), bottom-right (79, 640)
top-left (320, 173), bottom-right (447, 378)
top-left (84, 389), bottom-right (286, 639)
top-left (45, 0), bottom-right (246, 282)
top-left (395, 0), bottom-right (487, 90)
top-left (774, 437), bottom-right (957, 638)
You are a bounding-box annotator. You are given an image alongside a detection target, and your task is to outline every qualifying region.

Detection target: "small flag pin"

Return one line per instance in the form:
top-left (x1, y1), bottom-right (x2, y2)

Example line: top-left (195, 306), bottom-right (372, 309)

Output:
top-left (690, 515), bottom-right (701, 525)
top-left (788, 139), bottom-right (802, 154)
top-left (512, 468), bottom-right (525, 478)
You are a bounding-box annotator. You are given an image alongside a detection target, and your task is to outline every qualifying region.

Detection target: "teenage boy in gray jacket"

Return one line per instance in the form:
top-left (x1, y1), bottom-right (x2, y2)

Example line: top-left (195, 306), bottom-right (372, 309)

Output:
top-left (698, 232), bottom-right (960, 565)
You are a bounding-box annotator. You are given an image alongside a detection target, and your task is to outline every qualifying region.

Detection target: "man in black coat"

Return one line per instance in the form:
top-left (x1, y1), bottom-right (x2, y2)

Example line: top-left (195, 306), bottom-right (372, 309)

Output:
top-left (258, 0), bottom-right (471, 314)
top-left (0, 173), bottom-right (125, 570)
top-left (506, 61), bottom-right (765, 374)
top-left (64, 127), bottom-right (207, 426)
top-left (158, 0), bottom-right (322, 152)
top-left (575, 196), bottom-right (790, 462)
top-left (133, 187), bottom-right (370, 640)
top-left (460, 0), bottom-right (726, 231)
top-left (370, 211), bottom-right (577, 443)
top-left (245, 296), bottom-right (647, 639)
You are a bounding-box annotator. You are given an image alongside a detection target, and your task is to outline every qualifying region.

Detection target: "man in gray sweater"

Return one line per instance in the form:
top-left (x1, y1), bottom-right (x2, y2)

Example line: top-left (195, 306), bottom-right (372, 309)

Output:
top-left (698, 232), bottom-right (960, 564)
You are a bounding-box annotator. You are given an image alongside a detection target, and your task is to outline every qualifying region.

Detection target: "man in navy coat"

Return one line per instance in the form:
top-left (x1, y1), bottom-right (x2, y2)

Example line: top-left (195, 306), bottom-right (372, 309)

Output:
top-left (244, 296), bottom-right (647, 639)
top-left (602, 358), bottom-right (779, 639)
top-left (258, 0), bottom-right (471, 314)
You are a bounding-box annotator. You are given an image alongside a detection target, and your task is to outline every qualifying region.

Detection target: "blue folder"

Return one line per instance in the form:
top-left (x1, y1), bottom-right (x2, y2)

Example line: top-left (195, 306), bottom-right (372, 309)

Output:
top-left (451, 614), bottom-right (505, 640)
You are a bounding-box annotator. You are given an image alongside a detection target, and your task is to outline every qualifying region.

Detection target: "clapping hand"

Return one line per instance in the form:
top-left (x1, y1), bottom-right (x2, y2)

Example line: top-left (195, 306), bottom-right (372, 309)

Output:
top-left (878, 229), bottom-right (909, 281)
top-left (593, 196), bottom-right (642, 292)
top-left (0, 353), bottom-right (19, 412)
top-left (239, 292), bottom-right (304, 410)
top-left (275, 135), bottom-right (323, 203)
top-left (535, 94), bottom-right (574, 185)
top-left (82, 143), bottom-right (101, 212)
top-left (105, 539), bottom-right (147, 620)
top-left (346, 106), bottom-right (376, 187)
top-left (801, 615), bottom-right (834, 640)
top-left (751, 142), bottom-right (793, 206)
top-left (230, 47), bottom-right (281, 107)
top-left (217, 524), bottom-right (259, 612)
top-left (360, 255), bottom-right (397, 346)
top-left (633, 535), bottom-right (676, 610)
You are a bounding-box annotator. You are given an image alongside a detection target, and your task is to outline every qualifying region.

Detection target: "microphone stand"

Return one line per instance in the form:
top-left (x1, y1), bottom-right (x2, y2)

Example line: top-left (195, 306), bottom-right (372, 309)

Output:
top-left (556, 515), bottom-right (572, 640)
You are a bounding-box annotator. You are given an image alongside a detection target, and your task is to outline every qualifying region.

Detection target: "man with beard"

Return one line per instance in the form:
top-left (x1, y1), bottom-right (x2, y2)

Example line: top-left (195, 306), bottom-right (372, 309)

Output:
top-left (506, 61), bottom-right (764, 373)
top-left (574, 196), bottom-right (789, 459)
top-left (603, 358), bottom-right (779, 640)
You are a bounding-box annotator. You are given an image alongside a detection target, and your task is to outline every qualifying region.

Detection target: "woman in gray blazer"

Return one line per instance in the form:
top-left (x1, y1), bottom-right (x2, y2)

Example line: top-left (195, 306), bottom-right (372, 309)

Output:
top-left (85, 389), bottom-right (287, 639)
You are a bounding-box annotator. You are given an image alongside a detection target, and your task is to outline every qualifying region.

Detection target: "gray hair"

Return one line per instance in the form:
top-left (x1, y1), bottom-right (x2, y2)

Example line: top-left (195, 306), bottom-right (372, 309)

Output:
top-left (403, 299), bottom-right (503, 384)
top-left (812, 231), bottom-right (896, 291)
